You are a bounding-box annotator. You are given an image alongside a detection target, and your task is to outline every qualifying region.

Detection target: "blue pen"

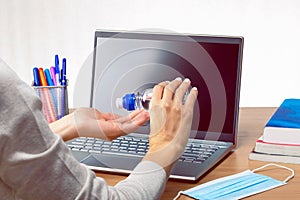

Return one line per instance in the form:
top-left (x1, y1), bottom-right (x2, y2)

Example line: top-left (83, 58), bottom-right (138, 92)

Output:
top-left (55, 54), bottom-right (60, 85)
top-left (33, 67), bottom-right (40, 86)
top-left (61, 58), bottom-right (67, 86)
top-left (45, 69), bottom-right (54, 86)
top-left (58, 58), bottom-right (67, 119)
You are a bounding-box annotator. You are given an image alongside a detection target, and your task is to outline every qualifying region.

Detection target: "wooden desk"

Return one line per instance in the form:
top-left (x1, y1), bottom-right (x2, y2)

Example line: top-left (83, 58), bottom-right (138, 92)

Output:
top-left (95, 108), bottom-right (300, 199)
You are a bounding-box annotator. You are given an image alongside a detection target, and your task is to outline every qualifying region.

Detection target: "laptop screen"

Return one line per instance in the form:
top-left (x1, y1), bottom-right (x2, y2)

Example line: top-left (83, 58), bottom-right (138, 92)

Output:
top-left (91, 31), bottom-right (243, 144)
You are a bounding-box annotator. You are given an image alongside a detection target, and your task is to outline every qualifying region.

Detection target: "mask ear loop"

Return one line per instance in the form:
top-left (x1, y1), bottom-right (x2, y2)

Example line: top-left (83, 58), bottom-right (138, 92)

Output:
top-left (173, 191), bottom-right (184, 200)
top-left (251, 163), bottom-right (295, 183)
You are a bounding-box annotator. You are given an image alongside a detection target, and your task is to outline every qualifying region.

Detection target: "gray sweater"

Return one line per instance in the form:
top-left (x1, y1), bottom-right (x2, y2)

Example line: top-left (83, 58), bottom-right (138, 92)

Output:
top-left (0, 61), bottom-right (167, 200)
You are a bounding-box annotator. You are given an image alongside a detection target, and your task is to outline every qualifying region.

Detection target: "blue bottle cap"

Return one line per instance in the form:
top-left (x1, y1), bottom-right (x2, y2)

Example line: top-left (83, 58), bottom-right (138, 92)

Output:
top-left (122, 93), bottom-right (136, 111)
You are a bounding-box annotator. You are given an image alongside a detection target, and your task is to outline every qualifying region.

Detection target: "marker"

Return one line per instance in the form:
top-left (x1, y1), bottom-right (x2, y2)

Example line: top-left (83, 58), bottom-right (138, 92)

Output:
top-left (37, 68), bottom-right (56, 122)
top-left (38, 68), bottom-right (48, 86)
top-left (50, 66), bottom-right (58, 117)
top-left (55, 54), bottom-right (60, 85)
top-left (50, 66), bottom-right (57, 86)
top-left (61, 58), bottom-right (67, 86)
top-left (45, 68), bottom-right (58, 117)
top-left (33, 67), bottom-right (40, 86)
top-left (44, 69), bottom-right (54, 86)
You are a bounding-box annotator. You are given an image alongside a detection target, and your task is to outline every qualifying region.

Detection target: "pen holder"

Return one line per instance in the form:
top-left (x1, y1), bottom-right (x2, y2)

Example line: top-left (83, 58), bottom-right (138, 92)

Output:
top-left (32, 84), bottom-right (69, 123)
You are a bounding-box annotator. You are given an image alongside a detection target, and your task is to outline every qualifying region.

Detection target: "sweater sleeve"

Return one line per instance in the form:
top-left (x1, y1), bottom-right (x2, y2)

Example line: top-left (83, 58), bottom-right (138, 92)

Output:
top-left (0, 61), bottom-right (167, 200)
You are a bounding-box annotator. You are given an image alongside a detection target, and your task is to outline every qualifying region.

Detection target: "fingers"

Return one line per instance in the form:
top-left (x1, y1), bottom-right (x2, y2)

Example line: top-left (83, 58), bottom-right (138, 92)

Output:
top-left (162, 77), bottom-right (182, 102)
top-left (184, 87), bottom-right (198, 110)
top-left (102, 109), bottom-right (143, 122)
top-left (110, 109), bottom-right (149, 130)
top-left (174, 78), bottom-right (191, 106)
top-left (102, 109), bottom-right (149, 128)
top-left (152, 77), bottom-right (194, 107)
top-left (113, 109), bottom-right (144, 123)
top-left (128, 109), bottom-right (146, 120)
top-left (97, 110), bottom-right (150, 140)
top-left (128, 109), bottom-right (150, 126)
top-left (121, 110), bottom-right (150, 132)
top-left (151, 81), bottom-right (169, 102)
top-left (100, 112), bottom-right (122, 120)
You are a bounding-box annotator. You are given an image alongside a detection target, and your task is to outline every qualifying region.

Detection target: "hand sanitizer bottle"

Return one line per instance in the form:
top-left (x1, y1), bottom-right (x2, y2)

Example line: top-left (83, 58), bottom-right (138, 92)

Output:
top-left (116, 88), bottom-right (188, 111)
top-left (116, 88), bottom-right (153, 111)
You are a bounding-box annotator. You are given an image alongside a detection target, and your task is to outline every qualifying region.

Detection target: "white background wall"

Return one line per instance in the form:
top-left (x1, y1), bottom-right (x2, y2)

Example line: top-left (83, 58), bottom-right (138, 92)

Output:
top-left (1, 0), bottom-right (300, 107)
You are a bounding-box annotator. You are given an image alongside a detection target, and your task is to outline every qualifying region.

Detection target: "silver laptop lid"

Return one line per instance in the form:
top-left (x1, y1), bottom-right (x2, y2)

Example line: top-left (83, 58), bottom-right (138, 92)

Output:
top-left (91, 30), bottom-right (243, 146)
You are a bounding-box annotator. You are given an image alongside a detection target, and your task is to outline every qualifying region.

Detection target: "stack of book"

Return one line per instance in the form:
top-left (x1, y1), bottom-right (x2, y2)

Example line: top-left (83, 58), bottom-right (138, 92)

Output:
top-left (249, 98), bottom-right (300, 164)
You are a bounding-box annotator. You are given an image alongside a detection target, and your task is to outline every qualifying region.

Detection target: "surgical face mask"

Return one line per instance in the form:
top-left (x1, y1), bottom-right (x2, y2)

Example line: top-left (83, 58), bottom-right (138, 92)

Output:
top-left (174, 163), bottom-right (294, 200)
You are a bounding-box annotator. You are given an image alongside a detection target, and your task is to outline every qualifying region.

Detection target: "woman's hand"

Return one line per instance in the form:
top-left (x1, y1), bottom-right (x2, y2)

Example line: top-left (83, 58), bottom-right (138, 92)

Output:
top-left (50, 108), bottom-right (149, 141)
top-left (143, 77), bottom-right (198, 175)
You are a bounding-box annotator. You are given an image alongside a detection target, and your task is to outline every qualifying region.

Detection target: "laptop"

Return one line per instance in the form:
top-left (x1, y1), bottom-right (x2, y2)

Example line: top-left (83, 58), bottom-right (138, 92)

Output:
top-left (67, 30), bottom-right (243, 181)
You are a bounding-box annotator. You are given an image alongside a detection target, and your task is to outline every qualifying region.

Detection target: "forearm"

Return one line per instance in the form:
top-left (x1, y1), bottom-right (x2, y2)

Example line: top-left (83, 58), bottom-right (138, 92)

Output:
top-left (113, 161), bottom-right (167, 199)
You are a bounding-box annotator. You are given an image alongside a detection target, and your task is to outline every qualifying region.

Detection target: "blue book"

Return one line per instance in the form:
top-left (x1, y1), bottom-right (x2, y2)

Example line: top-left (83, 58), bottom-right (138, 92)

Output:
top-left (263, 98), bottom-right (300, 145)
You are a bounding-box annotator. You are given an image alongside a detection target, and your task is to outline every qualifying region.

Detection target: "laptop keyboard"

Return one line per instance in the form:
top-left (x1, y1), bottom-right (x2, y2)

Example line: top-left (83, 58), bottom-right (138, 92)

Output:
top-left (67, 136), bottom-right (220, 164)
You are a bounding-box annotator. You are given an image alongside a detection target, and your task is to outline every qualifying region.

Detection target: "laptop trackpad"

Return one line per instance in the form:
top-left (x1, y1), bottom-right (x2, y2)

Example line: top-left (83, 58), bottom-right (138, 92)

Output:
top-left (81, 154), bottom-right (142, 171)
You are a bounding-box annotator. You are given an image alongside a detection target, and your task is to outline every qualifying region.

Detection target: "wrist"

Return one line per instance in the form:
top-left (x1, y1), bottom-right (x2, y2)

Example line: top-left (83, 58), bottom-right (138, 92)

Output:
top-left (143, 144), bottom-right (181, 174)
top-left (143, 152), bottom-right (177, 177)
top-left (49, 113), bottom-right (78, 141)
